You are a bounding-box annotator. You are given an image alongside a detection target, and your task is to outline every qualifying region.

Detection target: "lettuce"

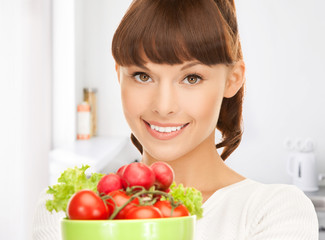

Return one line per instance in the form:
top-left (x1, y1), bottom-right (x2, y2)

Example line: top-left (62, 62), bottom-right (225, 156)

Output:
top-left (169, 182), bottom-right (203, 219)
top-left (45, 165), bottom-right (104, 214)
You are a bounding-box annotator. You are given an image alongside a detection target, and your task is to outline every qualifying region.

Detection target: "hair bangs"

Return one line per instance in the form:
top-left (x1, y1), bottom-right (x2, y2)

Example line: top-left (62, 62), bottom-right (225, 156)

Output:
top-left (112, 0), bottom-right (237, 67)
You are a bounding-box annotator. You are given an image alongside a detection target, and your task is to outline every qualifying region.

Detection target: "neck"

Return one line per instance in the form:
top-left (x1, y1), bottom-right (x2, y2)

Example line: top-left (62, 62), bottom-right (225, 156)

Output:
top-left (141, 132), bottom-right (245, 202)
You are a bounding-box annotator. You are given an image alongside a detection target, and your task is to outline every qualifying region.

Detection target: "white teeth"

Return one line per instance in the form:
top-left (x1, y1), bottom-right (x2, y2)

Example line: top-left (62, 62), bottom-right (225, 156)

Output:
top-left (150, 124), bottom-right (185, 133)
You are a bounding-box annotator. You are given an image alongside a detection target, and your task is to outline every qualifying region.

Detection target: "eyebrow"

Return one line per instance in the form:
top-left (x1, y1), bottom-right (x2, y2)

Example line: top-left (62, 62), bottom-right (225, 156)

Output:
top-left (180, 61), bottom-right (204, 70)
top-left (134, 65), bottom-right (150, 71)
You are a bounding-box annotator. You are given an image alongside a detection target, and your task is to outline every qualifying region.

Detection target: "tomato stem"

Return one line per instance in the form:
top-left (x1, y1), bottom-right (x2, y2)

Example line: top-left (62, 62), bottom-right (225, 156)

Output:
top-left (108, 188), bottom-right (181, 220)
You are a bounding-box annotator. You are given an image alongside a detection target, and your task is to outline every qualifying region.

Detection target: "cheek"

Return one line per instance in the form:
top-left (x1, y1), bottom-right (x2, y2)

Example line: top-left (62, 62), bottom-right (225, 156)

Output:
top-left (181, 87), bottom-right (224, 128)
top-left (120, 83), bottom-right (150, 123)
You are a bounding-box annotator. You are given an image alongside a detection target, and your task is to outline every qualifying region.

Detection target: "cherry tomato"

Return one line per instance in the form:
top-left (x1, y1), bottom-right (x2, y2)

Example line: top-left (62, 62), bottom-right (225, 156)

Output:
top-left (154, 200), bottom-right (190, 218)
top-left (116, 164), bottom-right (127, 177)
top-left (105, 190), bottom-right (139, 219)
top-left (97, 173), bottom-right (123, 195)
top-left (116, 165), bottom-right (128, 188)
top-left (67, 190), bottom-right (109, 220)
top-left (122, 162), bottom-right (155, 190)
top-left (150, 162), bottom-right (174, 190)
top-left (125, 205), bottom-right (163, 219)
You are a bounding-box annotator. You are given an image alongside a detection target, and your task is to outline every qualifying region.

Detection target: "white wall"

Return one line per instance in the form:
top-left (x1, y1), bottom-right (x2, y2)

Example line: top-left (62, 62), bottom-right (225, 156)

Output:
top-left (73, 0), bottom-right (325, 184)
top-left (0, 2), bottom-right (24, 239)
top-left (52, 0), bottom-right (77, 149)
top-left (0, 0), bottom-right (52, 239)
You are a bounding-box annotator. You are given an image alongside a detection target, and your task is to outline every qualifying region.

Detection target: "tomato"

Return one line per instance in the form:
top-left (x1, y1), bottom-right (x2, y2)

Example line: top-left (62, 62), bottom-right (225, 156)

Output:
top-left (150, 162), bottom-right (174, 190)
top-left (67, 190), bottom-right (109, 220)
top-left (154, 200), bottom-right (190, 218)
top-left (106, 190), bottom-right (139, 219)
top-left (116, 164), bottom-right (127, 177)
top-left (125, 205), bottom-right (163, 219)
top-left (122, 162), bottom-right (155, 190)
top-left (116, 164), bottom-right (128, 188)
top-left (97, 173), bottom-right (123, 195)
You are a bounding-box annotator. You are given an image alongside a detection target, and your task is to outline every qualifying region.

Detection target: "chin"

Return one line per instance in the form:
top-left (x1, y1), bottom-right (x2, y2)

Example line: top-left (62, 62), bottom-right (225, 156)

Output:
top-left (143, 145), bottom-right (190, 163)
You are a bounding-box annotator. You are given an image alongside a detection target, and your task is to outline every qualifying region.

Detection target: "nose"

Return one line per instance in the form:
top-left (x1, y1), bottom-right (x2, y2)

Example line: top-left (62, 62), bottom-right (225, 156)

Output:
top-left (152, 82), bottom-right (178, 117)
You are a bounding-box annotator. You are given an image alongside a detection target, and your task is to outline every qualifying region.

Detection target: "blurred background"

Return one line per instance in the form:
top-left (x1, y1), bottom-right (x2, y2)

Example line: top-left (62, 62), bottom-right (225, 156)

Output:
top-left (1, 0), bottom-right (325, 239)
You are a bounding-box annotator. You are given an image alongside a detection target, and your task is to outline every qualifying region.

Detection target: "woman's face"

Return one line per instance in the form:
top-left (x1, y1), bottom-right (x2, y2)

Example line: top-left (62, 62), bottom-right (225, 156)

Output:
top-left (117, 61), bottom-right (230, 162)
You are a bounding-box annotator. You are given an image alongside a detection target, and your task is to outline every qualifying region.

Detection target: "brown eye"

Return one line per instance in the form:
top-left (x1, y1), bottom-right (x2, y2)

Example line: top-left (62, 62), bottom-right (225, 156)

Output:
top-left (184, 74), bottom-right (201, 85)
top-left (134, 72), bottom-right (152, 82)
top-left (139, 73), bottom-right (150, 81)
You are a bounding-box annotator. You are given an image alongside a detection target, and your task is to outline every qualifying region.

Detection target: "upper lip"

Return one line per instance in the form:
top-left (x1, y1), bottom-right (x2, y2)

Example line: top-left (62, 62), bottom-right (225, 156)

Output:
top-left (144, 120), bottom-right (189, 128)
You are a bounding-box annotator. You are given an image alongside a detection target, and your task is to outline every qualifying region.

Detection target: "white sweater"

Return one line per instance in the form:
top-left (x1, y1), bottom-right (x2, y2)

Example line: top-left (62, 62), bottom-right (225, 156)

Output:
top-left (32, 179), bottom-right (319, 240)
top-left (195, 179), bottom-right (319, 240)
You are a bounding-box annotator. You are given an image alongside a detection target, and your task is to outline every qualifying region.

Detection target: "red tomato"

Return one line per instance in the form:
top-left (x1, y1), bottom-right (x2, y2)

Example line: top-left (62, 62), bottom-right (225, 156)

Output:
top-left (67, 190), bottom-right (109, 220)
top-left (125, 205), bottom-right (163, 219)
top-left (122, 162), bottom-right (155, 190)
top-left (97, 173), bottom-right (123, 195)
top-left (106, 190), bottom-right (139, 219)
top-left (116, 164), bottom-right (127, 177)
top-left (116, 165), bottom-right (128, 188)
top-left (154, 200), bottom-right (190, 218)
top-left (150, 162), bottom-right (174, 190)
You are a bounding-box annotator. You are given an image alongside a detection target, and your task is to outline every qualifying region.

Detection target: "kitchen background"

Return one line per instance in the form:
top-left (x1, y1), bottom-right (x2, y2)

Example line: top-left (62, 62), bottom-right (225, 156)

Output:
top-left (1, 0), bottom-right (325, 239)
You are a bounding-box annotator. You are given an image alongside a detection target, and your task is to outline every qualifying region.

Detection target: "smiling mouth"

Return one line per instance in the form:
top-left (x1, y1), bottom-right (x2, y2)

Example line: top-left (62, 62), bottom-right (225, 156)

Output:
top-left (143, 121), bottom-right (189, 133)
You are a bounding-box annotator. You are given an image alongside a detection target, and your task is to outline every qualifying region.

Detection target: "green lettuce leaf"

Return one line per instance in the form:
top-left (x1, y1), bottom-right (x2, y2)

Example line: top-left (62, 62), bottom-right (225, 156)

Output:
top-left (45, 165), bottom-right (104, 215)
top-left (169, 182), bottom-right (203, 219)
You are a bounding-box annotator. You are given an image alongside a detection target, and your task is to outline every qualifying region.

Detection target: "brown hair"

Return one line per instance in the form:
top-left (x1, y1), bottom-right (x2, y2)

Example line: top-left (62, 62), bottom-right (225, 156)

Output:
top-left (112, 0), bottom-right (244, 160)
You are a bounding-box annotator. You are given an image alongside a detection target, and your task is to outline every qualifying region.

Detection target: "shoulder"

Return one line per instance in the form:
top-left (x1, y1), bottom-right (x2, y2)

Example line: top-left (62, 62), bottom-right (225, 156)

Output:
top-left (249, 181), bottom-right (316, 216)
top-left (196, 180), bottom-right (318, 239)
top-left (32, 188), bottom-right (65, 240)
top-left (248, 180), bottom-right (314, 207)
top-left (246, 181), bottom-right (319, 239)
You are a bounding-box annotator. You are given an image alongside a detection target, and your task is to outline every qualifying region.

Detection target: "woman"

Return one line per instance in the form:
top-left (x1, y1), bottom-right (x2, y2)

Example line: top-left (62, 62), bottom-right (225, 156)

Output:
top-left (33, 0), bottom-right (318, 239)
top-left (111, 0), bottom-right (318, 239)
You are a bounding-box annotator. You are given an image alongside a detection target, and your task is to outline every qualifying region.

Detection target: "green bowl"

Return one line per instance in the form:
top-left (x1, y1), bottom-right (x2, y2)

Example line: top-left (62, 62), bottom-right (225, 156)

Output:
top-left (61, 216), bottom-right (196, 240)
